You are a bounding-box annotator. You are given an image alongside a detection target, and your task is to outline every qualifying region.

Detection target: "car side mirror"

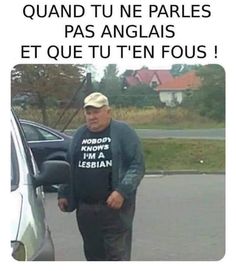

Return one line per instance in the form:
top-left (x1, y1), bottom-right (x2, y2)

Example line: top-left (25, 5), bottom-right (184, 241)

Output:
top-left (34, 160), bottom-right (71, 188)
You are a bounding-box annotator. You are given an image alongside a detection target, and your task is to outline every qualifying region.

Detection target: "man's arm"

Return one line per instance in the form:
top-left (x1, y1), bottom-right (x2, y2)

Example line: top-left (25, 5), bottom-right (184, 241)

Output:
top-left (116, 126), bottom-right (145, 199)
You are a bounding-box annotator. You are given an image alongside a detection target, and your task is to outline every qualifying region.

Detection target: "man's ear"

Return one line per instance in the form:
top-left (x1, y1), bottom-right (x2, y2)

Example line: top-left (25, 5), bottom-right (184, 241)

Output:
top-left (108, 107), bottom-right (112, 115)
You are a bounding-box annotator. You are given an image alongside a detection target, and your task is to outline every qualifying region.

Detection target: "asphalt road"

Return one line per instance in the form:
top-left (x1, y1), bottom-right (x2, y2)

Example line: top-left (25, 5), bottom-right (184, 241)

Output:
top-left (45, 174), bottom-right (225, 261)
top-left (66, 128), bottom-right (225, 140)
top-left (135, 128), bottom-right (225, 140)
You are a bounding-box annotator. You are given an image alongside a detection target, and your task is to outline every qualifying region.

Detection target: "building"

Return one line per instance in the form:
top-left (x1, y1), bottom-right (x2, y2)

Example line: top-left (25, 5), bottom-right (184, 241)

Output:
top-left (157, 70), bottom-right (201, 107)
top-left (123, 68), bottom-right (201, 107)
top-left (123, 67), bottom-right (174, 91)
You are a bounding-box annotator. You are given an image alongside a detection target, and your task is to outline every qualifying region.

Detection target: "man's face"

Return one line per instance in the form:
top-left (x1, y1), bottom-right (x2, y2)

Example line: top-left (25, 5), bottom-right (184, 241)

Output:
top-left (84, 106), bottom-right (111, 132)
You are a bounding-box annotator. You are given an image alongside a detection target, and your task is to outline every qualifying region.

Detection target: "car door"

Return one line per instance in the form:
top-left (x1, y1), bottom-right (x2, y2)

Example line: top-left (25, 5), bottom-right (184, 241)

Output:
top-left (11, 112), bottom-right (54, 260)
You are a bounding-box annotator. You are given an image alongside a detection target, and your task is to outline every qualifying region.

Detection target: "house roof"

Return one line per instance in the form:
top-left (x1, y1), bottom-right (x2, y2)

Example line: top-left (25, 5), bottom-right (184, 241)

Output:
top-left (134, 68), bottom-right (173, 85)
top-left (124, 68), bottom-right (174, 87)
top-left (157, 70), bottom-right (201, 92)
top-left (125, 75), bottom-right (140, 86)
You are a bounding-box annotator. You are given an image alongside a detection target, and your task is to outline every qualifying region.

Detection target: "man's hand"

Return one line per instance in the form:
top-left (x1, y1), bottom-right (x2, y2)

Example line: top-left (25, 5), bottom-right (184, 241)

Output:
top-left (58, 198), bottom-right (69, 212)
top-left (106, 191), bottom-right (124, 209)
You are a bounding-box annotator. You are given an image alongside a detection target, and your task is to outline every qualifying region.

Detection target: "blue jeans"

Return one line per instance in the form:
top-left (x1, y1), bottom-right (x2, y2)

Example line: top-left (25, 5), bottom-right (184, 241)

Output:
top-left (76, 200), bottom-right (135, 261)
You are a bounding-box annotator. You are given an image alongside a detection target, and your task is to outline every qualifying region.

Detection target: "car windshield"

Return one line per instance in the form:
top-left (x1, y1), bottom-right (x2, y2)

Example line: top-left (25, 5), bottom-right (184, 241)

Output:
top-left (11, 136), bottom-right (19, 191)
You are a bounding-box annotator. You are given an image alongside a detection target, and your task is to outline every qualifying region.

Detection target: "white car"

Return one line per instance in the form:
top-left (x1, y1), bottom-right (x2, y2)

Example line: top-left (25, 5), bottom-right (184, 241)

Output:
top-left (10, 110), bottom-right (71, 260)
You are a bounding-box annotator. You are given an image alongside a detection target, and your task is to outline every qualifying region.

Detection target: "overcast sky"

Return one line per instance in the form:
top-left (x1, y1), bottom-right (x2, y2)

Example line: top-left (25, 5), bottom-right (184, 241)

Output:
top-left (87, 63), bottom-right (172, 81)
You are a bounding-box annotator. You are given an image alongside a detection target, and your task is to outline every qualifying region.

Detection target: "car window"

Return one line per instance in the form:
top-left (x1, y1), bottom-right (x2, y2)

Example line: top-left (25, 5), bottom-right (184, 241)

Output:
top-left (38, 128), bottom-right (61, 141)
top-left (22, 124), bottom-right (44, 141)
top-left (22, 123), bottom-right (61, 141)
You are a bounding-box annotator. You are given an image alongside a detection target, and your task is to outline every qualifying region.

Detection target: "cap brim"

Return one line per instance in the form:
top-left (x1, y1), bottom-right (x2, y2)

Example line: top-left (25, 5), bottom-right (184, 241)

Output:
top-left (83, 103), bottom-right (105, 108)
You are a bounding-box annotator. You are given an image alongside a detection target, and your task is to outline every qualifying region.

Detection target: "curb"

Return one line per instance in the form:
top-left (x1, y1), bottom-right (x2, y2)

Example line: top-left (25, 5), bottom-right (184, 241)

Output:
top-left (145, 170), bottom-right (225, 175)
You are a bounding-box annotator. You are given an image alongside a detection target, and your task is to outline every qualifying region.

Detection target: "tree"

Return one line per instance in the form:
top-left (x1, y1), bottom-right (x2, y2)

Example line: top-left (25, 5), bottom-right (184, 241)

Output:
top-left (170, 64), bottom-right (201, 77)
top-left (120, 84), bottom-right (161, 108)
top-left (99, 64), bottom-right (122, 104)
top-left (97, 65), bottom-right (163, 107)
top-left (11, 64), bottom-right (85, 124)
top-left (183, 65), bottom-right (225, 122)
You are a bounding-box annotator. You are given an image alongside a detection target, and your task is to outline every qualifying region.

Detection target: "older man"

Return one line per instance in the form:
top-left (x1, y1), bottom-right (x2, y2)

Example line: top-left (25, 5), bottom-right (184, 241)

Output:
top-left (58, 92), bottom-right (145, 261)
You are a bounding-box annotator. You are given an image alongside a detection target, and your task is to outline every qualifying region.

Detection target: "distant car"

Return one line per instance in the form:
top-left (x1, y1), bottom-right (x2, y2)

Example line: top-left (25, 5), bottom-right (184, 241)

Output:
top-left (12, 92), bottom-right (37, 107)
top-left (11, 110), bottom-right (70, 260)
top-left (20, 119), bottom-right (72, 192)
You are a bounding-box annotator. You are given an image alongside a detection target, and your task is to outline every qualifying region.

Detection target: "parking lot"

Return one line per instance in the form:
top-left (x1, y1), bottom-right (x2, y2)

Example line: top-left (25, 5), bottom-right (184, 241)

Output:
top-left (45, 174), bottom-right (225, 261)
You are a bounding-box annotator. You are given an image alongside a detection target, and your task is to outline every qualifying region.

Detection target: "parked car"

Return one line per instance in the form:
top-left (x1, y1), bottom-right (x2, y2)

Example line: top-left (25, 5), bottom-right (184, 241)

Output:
top-left (11, 110), bottom-right (71, 260)
top-left (12, 92), bottom-right (37, 107)
top-left (20, 119), bottom-right (72, 167)
top-left (20, 120), bottom-right (72, 192)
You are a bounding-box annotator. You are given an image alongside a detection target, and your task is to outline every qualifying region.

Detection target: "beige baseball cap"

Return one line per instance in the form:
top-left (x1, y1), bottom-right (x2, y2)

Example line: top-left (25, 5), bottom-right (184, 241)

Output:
top-left (83, 92), bottom-right (109, 108)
